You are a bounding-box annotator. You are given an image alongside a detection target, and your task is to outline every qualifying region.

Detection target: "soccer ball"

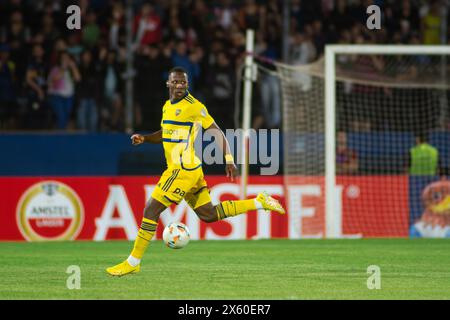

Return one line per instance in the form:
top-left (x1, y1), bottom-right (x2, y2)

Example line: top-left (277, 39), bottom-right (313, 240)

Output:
top-left (163, 222), bottom-right (190, 249)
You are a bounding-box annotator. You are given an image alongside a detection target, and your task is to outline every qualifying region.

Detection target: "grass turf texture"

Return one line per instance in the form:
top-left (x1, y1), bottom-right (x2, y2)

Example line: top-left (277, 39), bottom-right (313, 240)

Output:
top-left (0, 239), bottom-right (449, 299)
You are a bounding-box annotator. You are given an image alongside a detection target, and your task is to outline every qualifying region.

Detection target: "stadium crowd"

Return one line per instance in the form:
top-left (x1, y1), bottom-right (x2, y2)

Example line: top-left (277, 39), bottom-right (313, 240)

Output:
top-left (0, 0), bottom-right (446, 132)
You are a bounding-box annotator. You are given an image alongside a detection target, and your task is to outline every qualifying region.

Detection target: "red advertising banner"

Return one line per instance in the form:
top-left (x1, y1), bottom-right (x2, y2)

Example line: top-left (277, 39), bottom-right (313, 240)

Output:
top-left (0, 176), bottom-right (409, 241)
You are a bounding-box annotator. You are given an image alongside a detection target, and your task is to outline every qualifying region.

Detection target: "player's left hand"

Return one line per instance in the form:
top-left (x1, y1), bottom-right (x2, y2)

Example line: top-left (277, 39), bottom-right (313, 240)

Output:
top-left (131, 134), bottom-right (145, 145)
top-left (226, 163), bottom-right (238, 182)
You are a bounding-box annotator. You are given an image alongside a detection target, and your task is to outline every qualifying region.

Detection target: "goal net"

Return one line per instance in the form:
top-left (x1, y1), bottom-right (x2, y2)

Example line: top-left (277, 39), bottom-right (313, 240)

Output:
top-left (255, 45), bottom-right (450, 238)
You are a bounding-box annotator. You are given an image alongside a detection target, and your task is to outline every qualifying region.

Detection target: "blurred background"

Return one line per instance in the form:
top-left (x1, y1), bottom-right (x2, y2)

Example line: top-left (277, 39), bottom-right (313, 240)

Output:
top-left (1, 0), bottom-right (448, 133)
top-left (1, 0), bottom-right (449, 176)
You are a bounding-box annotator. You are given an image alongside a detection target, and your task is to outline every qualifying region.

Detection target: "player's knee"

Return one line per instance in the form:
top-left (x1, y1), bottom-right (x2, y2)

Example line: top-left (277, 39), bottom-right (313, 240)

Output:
top-left (143, 203), bottom-right (159, 221)
top-left (198, 211), bottom-right (217, 223)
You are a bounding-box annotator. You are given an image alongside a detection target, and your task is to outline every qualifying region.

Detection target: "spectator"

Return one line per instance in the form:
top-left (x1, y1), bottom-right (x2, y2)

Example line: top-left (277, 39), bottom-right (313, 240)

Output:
top-left (98, 49), bottom-right (124, 131)
top-left (66, 32), bottom-right (83, 63)
top-left (134, 3), bottom-right (162, 47)
top-left (171, 41), bottom-right (200, 93)
top-left (345, 34), bottom-right (385, 132)
top-left (255, 34), bottom-right (282, 129)
top-left (189, 0), bottom-right (215, 46)
top-left (166, 16), bottom-right (186, 42)
top-left (206, 51), bottom-right (235, 129)
top-left (1, 0), bottom-right (30, 27)
top-left (289, 30), bottom-right (316, 91)
top-left (421, 0), bottom-right (442, 45)
top-left (33, 0), bottom-right (62, 16)
top-left (261, 0), bottom-right (282, 37)
top-left (336, 131), bottom-right (359, 175)
top-left (213, 0), bottom-right (236, 31)
top-left (395, 0), bottom-right (420, 42)
top-left (5, 10), bottom-right (29, 83)
top-left (205, 38), bottom-right (225, 67)
top-left (49, 38), bottom-right (67, 66)
top-left (47, 50), bottom-right (81, 130)
top-left (407, 133), bottom-right (441, 176)
top-left (109, 93), bottom-right (125, 132)
top-left (289, 29), bottom-right (316, 65)
top-left (290, 0), bottom-right (307, 32)
top-left (1, 0), bottom-right (448, 134)
top-left (82, 11), bottom-right (101, 49)
top-left (25, 43), bottom-right (50, 129)
top-left (238, 0), bottom-right (262, 31)
top-left (312, 20), bottom-right (325, 56)
top-left (0, 43), bottom-right (17, 129)
top-left (134, 44), bottom-right (171, 131)
top-left (328, 0), bottom-right (353, 34)
top-left (40, 13), bottom-right (61, 55)
top-left (76, 50), bottom-right (100, 131)
top-left (109, 2), bottom-right (125, 50)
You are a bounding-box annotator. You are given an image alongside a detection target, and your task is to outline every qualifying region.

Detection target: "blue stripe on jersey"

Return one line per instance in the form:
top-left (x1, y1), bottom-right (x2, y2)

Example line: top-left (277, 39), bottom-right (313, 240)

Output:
top-left (180, 155), bottom-right (202, 171)
top-left (164, 195), bottom-right (179, 204)
top-left (162, 120), bottom-right (194, 126)
top-left (162, 138), bottom-right (188, 143)
top-left (181, 162), bottom-right (202, 171)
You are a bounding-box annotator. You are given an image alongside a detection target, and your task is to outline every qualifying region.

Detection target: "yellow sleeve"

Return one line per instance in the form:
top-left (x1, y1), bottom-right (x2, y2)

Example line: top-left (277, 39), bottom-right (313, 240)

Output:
top-left (161, 101), bottom-right (168, 127)
top-left (196, 102), bottom-right (215, 129)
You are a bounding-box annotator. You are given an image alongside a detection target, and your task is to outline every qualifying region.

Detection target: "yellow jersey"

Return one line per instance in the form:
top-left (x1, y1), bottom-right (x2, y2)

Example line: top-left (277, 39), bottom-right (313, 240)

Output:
top-left (160, 92), bottom-right (215, 170)
top-left (423, 14), bottom-right (441, 45)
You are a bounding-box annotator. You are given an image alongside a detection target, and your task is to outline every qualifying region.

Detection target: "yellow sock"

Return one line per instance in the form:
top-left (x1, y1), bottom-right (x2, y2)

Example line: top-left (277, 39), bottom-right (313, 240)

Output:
top-left (130, 217), bottom-right (158, 260)
top-left (216, 199), bottom-right (257, 220)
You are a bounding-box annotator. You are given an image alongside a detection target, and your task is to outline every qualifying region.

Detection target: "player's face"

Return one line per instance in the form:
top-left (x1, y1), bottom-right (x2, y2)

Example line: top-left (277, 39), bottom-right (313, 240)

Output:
top-left (168, 72), bottom-right (188, 100)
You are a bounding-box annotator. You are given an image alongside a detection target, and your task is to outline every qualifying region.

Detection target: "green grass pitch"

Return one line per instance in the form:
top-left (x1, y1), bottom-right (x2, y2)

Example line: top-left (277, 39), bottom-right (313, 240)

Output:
top-left (0, 239), bottom-right (449, 299)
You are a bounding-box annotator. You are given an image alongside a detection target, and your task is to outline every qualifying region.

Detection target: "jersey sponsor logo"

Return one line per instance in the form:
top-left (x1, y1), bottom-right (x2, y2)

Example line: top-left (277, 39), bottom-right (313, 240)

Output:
top-left (175, 109), bottom-right (181, 116)
top-left (172, 188), bottom-right (186, 197)
top-left (163, 128), bottom-right (179, 135)
top-left (16, 181), bottom-right (84, 241)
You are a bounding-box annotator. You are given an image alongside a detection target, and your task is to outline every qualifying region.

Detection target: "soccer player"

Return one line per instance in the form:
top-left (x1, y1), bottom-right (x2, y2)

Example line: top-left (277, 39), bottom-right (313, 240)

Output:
top-left (106, 67), bottom-right (285, 276)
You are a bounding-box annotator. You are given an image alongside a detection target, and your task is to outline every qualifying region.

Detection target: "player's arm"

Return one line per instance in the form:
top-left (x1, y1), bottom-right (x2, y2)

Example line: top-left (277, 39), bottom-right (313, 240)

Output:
top-left (131, 130), bottom-right (162, 145)
top-left (206, 122), bottom-right (238, 181)
top-left (344, 151), bottom-right (358, 174)
top-left (26, 68), bottom-right (44, 100)
top-left (405, 151), bottom-right (411, 174)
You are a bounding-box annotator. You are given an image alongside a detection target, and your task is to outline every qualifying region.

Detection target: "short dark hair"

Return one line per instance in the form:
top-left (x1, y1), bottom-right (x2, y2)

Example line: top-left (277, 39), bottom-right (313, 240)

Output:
top-left (416, 132), bottom-right (428, 143)
top-left (169, 66), bottom-right (188, 76)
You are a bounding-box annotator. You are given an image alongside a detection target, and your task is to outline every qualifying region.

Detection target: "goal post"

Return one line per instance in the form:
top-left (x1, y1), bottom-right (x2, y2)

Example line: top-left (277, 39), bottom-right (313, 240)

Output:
top-left (240, 29), bottom-right (255, 200)
top-left (255, 44), bottom-right (450, 239)
top-left (325, 45), bottom-right (450, 238)
top-left (325, 46), bottom-right (337, 238)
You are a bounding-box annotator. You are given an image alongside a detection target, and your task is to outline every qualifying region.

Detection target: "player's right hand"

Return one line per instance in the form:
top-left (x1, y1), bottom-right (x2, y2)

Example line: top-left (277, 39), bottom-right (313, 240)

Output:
top-left (131, 134), bottom-right (145, 145)
top-left (226, 163), bottom-right (238, 182)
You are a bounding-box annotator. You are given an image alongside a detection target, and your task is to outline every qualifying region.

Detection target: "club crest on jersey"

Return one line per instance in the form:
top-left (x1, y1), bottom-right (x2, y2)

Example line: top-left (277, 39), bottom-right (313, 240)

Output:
top-left (175, 109), bottom-right (182, 116)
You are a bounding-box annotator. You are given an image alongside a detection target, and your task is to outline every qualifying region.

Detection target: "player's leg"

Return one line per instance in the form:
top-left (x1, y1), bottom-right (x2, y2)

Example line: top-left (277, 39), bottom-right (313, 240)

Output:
top-left (127, 197), bottom-right (166, 266)
top-left (106, 168), bottom-right (180, 276)
top-left (194, 192), bottom-right (285, 222)
top-left (106, 197), bottom-right (166, 276)
top-left (106, 167), bottom-right (202, 275)
top-left (185, 179), bottom-right (285, 223)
